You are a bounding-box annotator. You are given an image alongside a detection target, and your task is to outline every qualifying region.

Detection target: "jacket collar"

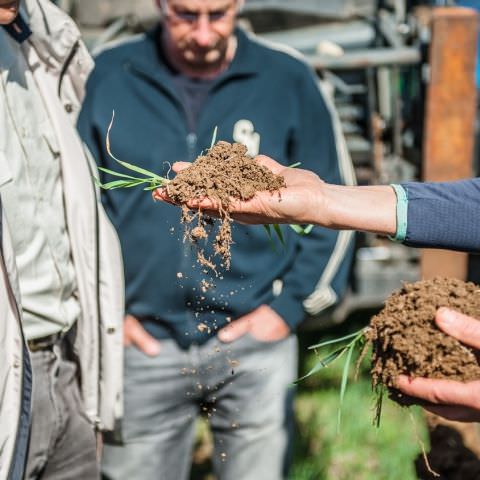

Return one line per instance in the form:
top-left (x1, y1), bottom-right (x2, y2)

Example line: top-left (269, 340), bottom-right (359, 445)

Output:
top-left (128, 24), bottom-right (260, 94)
top-left (2, 13), bottom-right (31, 43)
top-left (18, 0), bottom-right (81, 72)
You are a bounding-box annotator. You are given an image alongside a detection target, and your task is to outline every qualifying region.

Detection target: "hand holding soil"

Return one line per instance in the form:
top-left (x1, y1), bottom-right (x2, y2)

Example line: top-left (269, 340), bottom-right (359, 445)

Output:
top-left (367, 278), bottom-right (480, 422)
top-left (396, 308), bottom-right (480, 422)
top-left (154, 142), bottom-right (286, 271)
top-left (154, 155), bottom-right (327, 226)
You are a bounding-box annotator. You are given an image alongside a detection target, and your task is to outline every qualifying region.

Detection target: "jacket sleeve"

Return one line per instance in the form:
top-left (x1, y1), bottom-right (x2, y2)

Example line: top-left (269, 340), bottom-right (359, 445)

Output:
top-left (400, 178), bottom-right (480, 253)
top-left (269, 71), bottom-right (356, 331)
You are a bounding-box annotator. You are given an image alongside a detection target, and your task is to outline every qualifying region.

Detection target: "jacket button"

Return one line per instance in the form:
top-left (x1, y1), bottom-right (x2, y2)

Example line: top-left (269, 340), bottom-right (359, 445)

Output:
top-left (107, 327), bottom-right (116, 334)
top-left (64, 103), bottom-right (73, 113)
top-left (13, 359), bottom-right (20, 368)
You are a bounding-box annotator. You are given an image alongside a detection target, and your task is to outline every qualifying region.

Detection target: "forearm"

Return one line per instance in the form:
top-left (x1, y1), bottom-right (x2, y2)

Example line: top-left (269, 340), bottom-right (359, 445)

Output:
top-left (319, 184), bottom-right (397, 236)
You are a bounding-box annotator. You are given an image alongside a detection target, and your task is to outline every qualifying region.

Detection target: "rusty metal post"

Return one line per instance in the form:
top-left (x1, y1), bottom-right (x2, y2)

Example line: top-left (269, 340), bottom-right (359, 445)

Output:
top-left (420, 8), bottom-right (480, 472)
top-left (421, 7), bottom-right (478, 280)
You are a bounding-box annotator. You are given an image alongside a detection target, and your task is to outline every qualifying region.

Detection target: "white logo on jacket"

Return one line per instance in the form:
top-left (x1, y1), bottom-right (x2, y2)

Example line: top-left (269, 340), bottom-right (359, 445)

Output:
top-left (233, 120), bottom-right (260, 156)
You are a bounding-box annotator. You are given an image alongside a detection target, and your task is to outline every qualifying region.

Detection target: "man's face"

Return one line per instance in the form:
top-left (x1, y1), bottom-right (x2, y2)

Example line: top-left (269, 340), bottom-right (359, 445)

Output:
top-left (0, 0), bottom-right (19, 25)
top-left (159, 0), bottom-right (238, 72)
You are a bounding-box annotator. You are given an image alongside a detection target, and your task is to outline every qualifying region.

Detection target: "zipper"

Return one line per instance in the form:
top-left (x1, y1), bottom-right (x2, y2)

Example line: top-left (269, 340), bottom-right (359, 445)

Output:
top-left (57, 40), bottom-right (80, 98)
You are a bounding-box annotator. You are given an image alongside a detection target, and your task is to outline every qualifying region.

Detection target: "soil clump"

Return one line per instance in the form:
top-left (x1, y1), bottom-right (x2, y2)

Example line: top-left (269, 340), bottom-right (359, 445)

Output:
top-left (166, 141), bottom-right (285, 271)
top-left (367, 277), bottom-right (480, 403)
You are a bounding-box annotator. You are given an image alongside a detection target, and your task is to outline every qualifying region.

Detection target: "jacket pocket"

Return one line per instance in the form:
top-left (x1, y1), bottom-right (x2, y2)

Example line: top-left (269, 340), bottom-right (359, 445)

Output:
top-left (0, 151), bottom-right (13, 189)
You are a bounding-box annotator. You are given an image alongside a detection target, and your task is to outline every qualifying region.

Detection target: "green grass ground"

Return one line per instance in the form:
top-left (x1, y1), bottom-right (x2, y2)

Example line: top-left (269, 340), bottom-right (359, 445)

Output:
top-left (291, 323), bottom-right (428, 480)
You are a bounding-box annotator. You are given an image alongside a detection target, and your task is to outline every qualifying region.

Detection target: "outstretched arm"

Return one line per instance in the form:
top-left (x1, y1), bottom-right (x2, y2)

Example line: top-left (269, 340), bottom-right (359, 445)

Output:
top-left (155, 157), bottom-right (480, 253)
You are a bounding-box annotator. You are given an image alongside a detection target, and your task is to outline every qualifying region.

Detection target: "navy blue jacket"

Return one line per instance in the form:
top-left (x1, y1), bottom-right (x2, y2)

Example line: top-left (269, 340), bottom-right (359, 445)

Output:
top-left (402, 178), bottom-right (480, 253)
top-left (78, 27), bottom-right (355, 348)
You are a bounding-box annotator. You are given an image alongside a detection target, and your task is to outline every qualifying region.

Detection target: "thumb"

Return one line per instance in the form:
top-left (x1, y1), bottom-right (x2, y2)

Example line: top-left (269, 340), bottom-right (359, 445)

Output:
top-left (125, 316), bottom-right (161, 356)
top-left (436, 307), bottom-right (480, 350)
top-left (254, 155), bottom-right (285, 174)
top-left (172, 161), bottom-right (191, 173)
top-left (218, 317), bottom-right (250, 343)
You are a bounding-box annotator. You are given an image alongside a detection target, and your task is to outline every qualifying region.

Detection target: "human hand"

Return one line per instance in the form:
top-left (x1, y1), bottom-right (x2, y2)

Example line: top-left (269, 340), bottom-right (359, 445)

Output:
top-left (217, 304), bottom-right (290, 343)
top-left (153, 156), bottom-right (327, 226)
top-left (123, 314), bottom-right (161, 356)
top-left (396, 308), bottom-right (480, 422)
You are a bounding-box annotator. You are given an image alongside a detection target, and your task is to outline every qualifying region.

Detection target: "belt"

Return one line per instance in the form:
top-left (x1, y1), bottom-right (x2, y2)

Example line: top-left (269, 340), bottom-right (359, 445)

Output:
top-left (27, 332), bottom-right (63, 352)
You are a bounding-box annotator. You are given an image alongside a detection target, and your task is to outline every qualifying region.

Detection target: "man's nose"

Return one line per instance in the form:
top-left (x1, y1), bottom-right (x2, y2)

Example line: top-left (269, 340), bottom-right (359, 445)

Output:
top-left (192, 15), bottom-right (215, 47)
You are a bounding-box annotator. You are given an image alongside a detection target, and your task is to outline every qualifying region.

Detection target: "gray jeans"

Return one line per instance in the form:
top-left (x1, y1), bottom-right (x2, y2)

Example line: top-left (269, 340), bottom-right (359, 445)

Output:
top-left (102, 334), bottom-right (298, 480)
top-left (24, 340), bottom-right (100, 480)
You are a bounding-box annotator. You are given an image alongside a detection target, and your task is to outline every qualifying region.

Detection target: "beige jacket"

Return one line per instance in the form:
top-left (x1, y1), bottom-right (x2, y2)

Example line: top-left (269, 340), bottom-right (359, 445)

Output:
top-left (0, 1), bottom-right (124, 478)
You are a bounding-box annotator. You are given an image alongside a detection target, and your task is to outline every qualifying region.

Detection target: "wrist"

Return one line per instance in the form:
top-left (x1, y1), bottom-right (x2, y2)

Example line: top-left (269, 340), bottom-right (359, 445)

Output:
top-left (320, 184), bottom-right (397, 235)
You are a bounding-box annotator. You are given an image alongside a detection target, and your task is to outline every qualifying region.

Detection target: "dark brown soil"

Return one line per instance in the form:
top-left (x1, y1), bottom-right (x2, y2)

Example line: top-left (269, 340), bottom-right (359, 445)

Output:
top-left (166, 141), bottom-right (285, 271)
top-left (416, 424), bottom-right (480, 480)
top-left (367, 277), bottom-right (480, 401)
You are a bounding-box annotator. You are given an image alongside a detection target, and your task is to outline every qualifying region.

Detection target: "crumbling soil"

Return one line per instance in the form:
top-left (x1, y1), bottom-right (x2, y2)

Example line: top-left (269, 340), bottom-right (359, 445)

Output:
top-left (166, 141), bottom-right (285, 271)
top-left (367, 277), bottom-right (480, 402)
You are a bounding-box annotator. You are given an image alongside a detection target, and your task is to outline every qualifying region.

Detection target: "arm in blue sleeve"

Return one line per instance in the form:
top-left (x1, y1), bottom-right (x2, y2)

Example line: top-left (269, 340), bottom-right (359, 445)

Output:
top-left (270, 73), bottom-right (356, 330)
top-left (400, 178), bottom-right (480, 253)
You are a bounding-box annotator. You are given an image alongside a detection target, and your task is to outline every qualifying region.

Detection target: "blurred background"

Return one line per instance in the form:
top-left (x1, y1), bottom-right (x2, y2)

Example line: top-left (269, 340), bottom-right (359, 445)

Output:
top-left (54, 0), bottom-right (480, 477)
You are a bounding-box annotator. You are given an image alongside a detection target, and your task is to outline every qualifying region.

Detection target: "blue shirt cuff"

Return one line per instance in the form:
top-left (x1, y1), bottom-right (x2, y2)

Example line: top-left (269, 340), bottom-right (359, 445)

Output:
top-left (388, 184), bottom-right (408, 243)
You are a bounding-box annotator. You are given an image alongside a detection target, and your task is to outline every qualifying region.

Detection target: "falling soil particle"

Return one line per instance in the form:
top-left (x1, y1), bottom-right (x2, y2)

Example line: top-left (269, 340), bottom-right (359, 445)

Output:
top-left (367, 277), bottom-right (480, 403)
top-left (166, 141), bottom-right (285, 271)
top-left (228, 359), bottom-right (240, 369)
top-left (197, 323), bottom-right (210, 334)
top-left (200, 279), bottom-right (214, 292)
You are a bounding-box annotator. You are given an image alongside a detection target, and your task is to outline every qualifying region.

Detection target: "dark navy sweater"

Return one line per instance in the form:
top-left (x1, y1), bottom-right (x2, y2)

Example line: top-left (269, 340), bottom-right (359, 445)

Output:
top-left (78, 26), bottom-right (355, 348)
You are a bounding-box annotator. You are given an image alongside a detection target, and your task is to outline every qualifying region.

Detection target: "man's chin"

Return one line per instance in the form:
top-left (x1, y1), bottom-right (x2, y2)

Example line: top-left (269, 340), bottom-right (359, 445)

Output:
top-left (183, 55), bottom-right (224, 73)
top-left (0, 1), bottom-right (20, 25)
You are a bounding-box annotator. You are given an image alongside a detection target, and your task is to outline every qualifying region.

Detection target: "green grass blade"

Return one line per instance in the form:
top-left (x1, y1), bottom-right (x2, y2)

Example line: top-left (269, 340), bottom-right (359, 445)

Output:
top-left (309, 329), bottom-right (365, 350)
top-left (288, 162), bottom-right (302, 168)
top-left (113, 158), bottom-right (164, 181)
top-left (144, 181), bottom-right (166, 191)
top-left (273, 224), bottom-right (285, 246)
top-left (97, 166), bottom-right (144, 181)
top-left (295, 347), bottom-right (347, 383)
top-left (337, 344), bottom-right (354, 432)
top-left (263, 224), bottom-right (277, 251)
top-left (210, 126), bottom-right (218, 149)
top-left (374, 387), bottom-right (385, 428)
top-left (290, 224), bottom-right (314, 236)
top-left (100, 179), bottom-right (147, 190)
top-left (106, 111), bottom-right (166, 181)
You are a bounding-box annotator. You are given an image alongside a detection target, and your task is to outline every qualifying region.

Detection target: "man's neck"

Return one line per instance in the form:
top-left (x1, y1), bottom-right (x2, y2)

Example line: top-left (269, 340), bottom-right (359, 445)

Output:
top-left (161, 32), bottom-right (237, 80)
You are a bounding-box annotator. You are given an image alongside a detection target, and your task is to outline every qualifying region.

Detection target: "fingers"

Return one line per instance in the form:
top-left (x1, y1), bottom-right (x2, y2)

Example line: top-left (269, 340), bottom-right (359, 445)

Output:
top-left (254, 155), bottom-right (285, 174)
top-left (152, 188), bottom-right (173, 203)
top-left (218, 316), bottom-right (250, 343)
top-left (124, 315), bottom-right (161, 356)
top-left (172, 161), bottom-right (191, 173)
top-left (396, 375), bottom-right (480, 408)
top-left (435, 308), bottom-right (480, 350)
top-left (423, 404), bottom-right (480, 423)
